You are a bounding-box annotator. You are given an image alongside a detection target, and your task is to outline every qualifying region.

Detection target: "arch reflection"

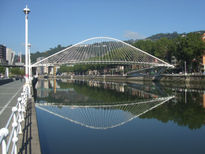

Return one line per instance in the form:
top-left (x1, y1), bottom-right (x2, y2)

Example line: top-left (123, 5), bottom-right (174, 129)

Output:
top-left (36, 79), bottom-right (174, 129)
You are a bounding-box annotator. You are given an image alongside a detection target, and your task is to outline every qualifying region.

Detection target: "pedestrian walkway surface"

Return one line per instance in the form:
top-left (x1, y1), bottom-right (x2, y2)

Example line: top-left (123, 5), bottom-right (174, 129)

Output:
top-left (0, 80), bottom-right (24, 128)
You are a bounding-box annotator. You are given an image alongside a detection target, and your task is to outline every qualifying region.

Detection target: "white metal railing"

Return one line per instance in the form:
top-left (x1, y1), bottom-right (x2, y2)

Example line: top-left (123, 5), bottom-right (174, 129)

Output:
top-left (0, 84), bottom-right (30, 154)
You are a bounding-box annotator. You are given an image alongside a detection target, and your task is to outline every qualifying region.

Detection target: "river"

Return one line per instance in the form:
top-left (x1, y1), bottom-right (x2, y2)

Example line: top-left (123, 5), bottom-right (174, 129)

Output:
top-left (35, 79), bottom-right (205, 154)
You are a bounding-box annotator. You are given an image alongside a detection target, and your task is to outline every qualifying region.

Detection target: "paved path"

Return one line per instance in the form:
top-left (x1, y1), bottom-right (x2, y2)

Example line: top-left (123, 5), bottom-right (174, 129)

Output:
top-left (18, 98), bottom-right (41, 154)
top-left (0, 80), bottom-right (24, 128)
top-left (0, 80), bottom-right (41, 153)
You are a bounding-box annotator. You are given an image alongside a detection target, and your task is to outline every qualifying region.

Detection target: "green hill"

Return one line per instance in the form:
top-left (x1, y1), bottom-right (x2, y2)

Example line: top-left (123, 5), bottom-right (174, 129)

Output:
top-left (31, 44), bottom-right (68, 63)
top-left (147, 30), bottom-right (205, 41)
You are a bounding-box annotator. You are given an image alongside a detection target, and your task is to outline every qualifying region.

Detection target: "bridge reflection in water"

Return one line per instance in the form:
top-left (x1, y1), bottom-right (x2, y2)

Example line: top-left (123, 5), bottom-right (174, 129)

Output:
top-left (35, 79), bottom-right (174, 129)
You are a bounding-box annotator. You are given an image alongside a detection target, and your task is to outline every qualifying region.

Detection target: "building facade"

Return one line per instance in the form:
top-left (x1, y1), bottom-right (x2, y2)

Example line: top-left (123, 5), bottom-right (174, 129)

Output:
top-left (6, 48), bottom-right (15, 65)
top-left (0, 44), bottom-right (7, 64)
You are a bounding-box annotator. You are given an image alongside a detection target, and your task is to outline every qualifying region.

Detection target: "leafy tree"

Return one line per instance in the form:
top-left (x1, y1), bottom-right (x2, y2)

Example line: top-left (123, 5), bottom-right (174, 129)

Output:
top-left (0, 66), bottom-right (5, 73)
top-left (133, 32), bottom-right (205, 72)
top-left (10, 68), bottom-right (24, 76)
top-left (133, 40), bottom-right (155, 55)
top-left (173, 33), bottom-right (205, 72)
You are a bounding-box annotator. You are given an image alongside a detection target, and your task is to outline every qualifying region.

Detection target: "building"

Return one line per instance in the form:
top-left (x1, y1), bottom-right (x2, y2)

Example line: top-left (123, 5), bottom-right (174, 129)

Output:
top-left (202, 33), bottom-right (205, 40)
top-left (6, 48), bottom-right (15, 65)
top-left (0, 44), bottom-right (7, 64)
top-left (15, 52), bottom-right (24, 66)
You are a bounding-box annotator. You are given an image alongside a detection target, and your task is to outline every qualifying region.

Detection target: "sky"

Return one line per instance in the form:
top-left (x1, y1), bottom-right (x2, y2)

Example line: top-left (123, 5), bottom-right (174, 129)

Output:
top-left (0, 0), bottom-right (204, 54)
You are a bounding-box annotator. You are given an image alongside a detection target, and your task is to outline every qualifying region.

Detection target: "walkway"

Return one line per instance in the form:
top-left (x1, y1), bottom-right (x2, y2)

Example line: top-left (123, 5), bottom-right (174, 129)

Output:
top-left (0, 80), bottom-right (24, 128)
top-left (0, 80), bottom-right (41, 154)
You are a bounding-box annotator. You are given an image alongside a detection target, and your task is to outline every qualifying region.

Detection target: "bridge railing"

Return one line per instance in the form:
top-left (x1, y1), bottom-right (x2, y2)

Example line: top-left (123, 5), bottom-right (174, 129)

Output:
top-left (0, 84), bottom-right (30, 154)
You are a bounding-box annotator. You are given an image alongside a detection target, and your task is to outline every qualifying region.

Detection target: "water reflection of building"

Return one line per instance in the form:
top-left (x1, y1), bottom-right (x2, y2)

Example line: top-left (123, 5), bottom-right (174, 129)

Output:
top-left (37, 80), bottom-right (49, 98)
top-left (44, 80), bottom-right (48, 89)
top-left (49, 79), bottom-right (60, 89)
top-left (129, 87), bottom-right (156, 99)
top-left (84, 80), bottom-right (160, 99)
top-left (88, 81), bottom-right (101, 87)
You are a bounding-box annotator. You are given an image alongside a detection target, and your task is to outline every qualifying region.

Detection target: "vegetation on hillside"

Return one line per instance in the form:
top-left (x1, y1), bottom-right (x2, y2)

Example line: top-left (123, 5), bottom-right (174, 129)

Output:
top-left (133, 32), bottom-right (205, 72)
top-left (147, 32), bottom-right (180, 41)
top-left (30, 31), bottom-right (205, 73)
top-left (31, 45), bottom-right (67, 63)
top-left (147, 31), bottom-right (205, 41)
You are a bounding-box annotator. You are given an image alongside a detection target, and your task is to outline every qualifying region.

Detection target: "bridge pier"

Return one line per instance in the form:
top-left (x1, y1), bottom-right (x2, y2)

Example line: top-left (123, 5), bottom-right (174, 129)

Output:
top-left (5, 67), bottom-right (9, 78)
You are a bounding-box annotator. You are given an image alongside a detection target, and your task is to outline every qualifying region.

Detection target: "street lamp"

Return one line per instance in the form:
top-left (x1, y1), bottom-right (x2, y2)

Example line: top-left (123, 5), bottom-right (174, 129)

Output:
top-left (23, 5), bottom-right (30, 83)
top-left (28, 43), bottom-right (31, 81)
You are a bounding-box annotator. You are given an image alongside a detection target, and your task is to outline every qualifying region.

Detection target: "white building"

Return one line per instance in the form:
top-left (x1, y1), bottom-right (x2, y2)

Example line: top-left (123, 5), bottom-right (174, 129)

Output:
top-left (6, 48), bottom-right (15, 65)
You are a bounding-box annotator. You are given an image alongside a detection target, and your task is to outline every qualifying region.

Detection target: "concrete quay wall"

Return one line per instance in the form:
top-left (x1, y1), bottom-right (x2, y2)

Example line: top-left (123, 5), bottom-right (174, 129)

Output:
top-left (160, 74), bottom-right (205, 83)
top-left (57, 74), bottom-right (205, 84)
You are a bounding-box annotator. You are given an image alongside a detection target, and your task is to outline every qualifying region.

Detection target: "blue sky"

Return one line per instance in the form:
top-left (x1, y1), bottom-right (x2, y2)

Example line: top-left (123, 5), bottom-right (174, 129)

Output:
top-left (0, 0), bottom-right (204, 53)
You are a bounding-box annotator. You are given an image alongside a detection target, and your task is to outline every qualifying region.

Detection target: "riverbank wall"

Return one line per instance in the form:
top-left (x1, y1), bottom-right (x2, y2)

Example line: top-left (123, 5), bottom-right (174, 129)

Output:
top-left (40, 74), bottom-right (205, 90)
top-left (160, 74), bottom-right (205, 84)
top-left (45, 74), bottom-right (205, 83)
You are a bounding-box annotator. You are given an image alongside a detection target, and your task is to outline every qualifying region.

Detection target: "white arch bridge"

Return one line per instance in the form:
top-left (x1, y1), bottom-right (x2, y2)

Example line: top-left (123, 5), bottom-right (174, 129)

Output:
top-left (31, 37), bottom-right (174, 74)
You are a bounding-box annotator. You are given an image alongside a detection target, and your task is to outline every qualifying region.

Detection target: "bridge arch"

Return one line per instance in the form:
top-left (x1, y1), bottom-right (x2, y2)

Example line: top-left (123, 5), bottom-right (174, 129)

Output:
top-left (31, 36), bottom-right (174, 69)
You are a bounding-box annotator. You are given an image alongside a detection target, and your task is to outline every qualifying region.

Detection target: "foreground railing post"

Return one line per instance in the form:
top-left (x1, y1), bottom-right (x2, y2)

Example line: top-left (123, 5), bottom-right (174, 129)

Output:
top-left (17, 98), bottom-right (23, 134)
top-left (0, 128), bottom-right (9, 154)
top-left (21, 93), bottom-right (26, 120)
top-left (12, 107), bottom-right (18, 154)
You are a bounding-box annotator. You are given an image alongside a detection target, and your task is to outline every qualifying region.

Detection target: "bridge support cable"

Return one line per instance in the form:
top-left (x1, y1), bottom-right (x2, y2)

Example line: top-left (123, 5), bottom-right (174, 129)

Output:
top-left (31, 37), bottom-right (174, 71)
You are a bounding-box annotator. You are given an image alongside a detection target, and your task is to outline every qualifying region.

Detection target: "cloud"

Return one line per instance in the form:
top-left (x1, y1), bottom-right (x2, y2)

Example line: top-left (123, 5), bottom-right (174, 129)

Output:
top-left (124, 31), bottom-right (145, 40)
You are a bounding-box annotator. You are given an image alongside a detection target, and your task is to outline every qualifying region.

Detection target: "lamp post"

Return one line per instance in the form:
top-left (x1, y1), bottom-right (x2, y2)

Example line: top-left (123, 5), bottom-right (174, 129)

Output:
top-left (23, 5), bottom-right (30, 84)
top-left (28, 43), bottom-right (31, 82)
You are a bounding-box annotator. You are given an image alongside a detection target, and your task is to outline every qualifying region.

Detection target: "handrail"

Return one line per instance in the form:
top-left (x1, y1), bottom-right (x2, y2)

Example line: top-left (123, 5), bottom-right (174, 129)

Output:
top-left (0, 84), bottom-right (30, 154)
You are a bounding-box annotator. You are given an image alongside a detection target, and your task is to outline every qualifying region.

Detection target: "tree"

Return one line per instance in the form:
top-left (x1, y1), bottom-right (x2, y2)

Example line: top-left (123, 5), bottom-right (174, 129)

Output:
top-left (173, 33), bottom-right (205, 72)
top-left (10, 68), bottom-right (24, 76)
top-left (0, 66), bottom-right (5, 74)
top-left (133, 40), bottom-right (155, 55)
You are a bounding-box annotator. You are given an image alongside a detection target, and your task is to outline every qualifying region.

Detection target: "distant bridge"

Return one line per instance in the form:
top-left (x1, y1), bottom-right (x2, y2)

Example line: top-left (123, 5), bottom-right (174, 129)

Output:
top-left (0, 64), bottom-right (24, 68)
top-left (31, 37), bottom-right (174, 73)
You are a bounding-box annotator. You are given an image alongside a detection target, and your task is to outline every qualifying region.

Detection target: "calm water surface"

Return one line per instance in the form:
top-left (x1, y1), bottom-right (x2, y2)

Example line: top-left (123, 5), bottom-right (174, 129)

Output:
top-left (35, 79), bottom-right (205, 154)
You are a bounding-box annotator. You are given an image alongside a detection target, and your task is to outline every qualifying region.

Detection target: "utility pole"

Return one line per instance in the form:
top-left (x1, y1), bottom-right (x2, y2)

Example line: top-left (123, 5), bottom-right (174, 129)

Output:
top-left (23, 5), bottom-right (30, 83)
